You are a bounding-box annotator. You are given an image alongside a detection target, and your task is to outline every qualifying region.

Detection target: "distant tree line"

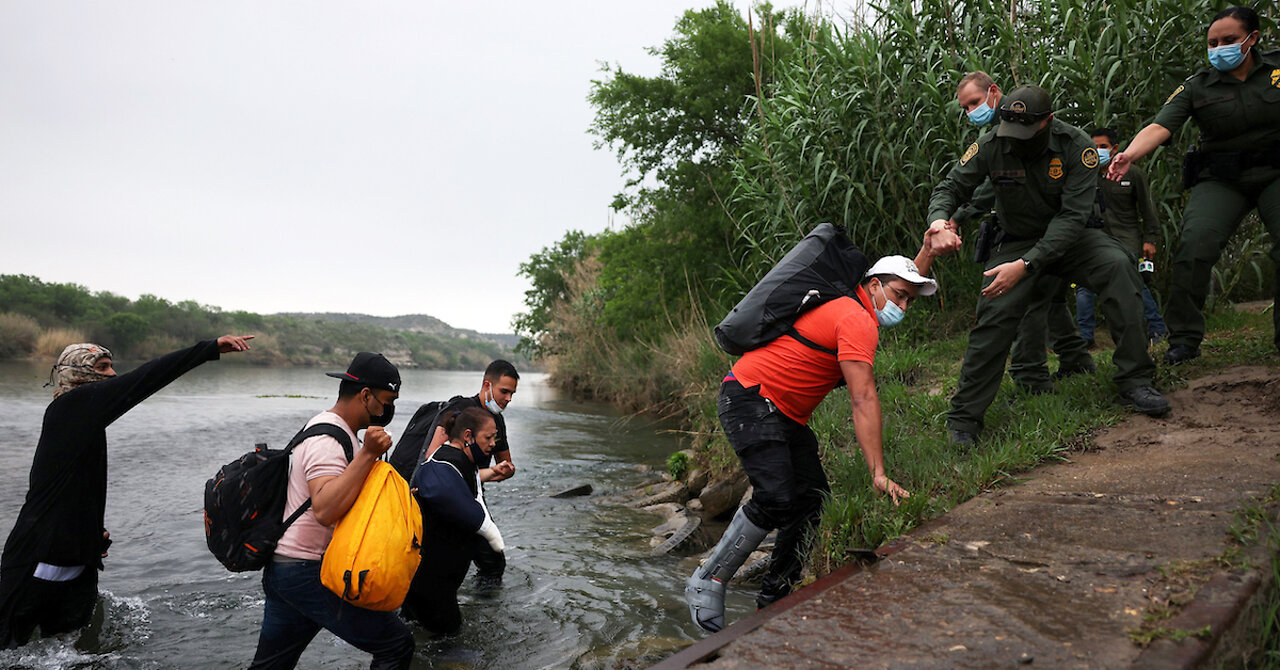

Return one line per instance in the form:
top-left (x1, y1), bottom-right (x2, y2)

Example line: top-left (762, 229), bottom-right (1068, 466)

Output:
top-left (0, 274), bottom-right (525, 370)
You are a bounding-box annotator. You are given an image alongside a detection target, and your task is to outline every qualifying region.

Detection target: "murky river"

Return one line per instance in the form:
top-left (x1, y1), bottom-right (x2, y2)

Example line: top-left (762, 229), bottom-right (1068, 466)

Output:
top-left (0, 361), bottom-right (723, 669)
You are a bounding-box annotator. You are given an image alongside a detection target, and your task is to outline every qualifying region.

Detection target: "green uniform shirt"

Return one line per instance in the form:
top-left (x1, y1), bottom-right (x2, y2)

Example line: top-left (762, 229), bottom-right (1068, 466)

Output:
top-left (928, 117), bottom-right (1100, 270)
top-left (952, 179), bottom-right (995, 226)
top-left (1096, 162), bottom-right (1159, 256)
top-left (1153, 48), bottom-right (1280, 153)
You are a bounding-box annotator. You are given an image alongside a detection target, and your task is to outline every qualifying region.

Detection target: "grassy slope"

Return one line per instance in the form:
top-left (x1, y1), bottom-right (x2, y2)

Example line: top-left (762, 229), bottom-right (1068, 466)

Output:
top-left (683, 306), bottom-right (1278, 577)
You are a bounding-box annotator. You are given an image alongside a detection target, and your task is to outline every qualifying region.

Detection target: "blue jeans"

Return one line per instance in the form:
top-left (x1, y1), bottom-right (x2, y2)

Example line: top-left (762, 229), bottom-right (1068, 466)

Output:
top-left (1076, 285), bottom-right (1167, 342)
top-left (250, 559), bottom-right (413, 670)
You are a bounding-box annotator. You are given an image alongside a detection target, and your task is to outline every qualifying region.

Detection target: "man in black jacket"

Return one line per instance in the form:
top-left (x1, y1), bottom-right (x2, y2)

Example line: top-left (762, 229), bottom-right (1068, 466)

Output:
top-left (0, 335), bottom-right (252, 648)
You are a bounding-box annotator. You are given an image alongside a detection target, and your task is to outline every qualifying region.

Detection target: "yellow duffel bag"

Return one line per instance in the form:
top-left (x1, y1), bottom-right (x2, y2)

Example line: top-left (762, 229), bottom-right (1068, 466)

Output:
top-left (321, 460), bottom-right (422, 611)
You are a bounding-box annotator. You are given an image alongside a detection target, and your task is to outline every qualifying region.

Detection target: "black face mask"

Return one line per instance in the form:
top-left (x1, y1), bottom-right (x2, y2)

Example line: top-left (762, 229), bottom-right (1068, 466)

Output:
top-left (367, 391), bottom-right (395, 427)
top-left (465, 441), bottom-right (487, 463)
top-left (1012, 125), bottom-right (1051, 159)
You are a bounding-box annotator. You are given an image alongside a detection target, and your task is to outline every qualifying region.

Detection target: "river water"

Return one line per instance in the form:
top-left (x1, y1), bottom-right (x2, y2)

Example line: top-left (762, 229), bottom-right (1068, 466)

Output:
top-left (0, 362), bottom-right (731, 669)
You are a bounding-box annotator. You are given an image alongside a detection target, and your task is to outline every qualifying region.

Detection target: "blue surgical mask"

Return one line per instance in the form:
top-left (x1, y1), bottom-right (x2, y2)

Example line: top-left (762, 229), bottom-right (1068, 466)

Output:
top-left (875, 283), bottom-right (905, 327)
top-left (967, 102), bottom-right (994, 127)
top-left (1208, 41), bottom-right (1247, 71)
top-left (1096, 148), bottom-right (1111, 166)
top-left (966, 86), bottom-right (997, 127)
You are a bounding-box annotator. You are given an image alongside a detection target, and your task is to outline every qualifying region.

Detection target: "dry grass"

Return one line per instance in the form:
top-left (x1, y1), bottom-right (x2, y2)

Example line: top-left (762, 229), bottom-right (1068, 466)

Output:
top-left (0, 313), bottom-right (41, 358)
top-left (35, 328), bottom-right (89, 359)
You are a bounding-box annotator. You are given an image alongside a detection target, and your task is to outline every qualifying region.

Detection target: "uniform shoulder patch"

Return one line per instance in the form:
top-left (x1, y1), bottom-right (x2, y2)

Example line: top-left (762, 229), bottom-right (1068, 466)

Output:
top-left (1081, 147), bottom-right (1099, 169)
top-left (959, 142), bottom-right (979, 166)
top-left (1165, 84), bottom-right (1185, 105)
top-left (1271, 68), bottom-right (1279, 88)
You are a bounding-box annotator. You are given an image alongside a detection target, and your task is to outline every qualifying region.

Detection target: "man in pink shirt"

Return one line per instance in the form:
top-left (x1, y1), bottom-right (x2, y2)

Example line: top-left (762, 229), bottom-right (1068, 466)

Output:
top-left (249, 353), bottom-right (413, 670)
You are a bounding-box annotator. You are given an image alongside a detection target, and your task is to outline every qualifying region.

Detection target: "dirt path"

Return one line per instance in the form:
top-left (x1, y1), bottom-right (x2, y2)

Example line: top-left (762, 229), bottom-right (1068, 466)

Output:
top-left (659, 366), bottom-right (1280, 669)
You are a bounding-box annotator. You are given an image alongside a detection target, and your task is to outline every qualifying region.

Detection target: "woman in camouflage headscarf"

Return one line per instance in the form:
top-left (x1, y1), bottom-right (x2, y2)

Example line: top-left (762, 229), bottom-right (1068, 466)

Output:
top-left (50, 344), bottom-right (116, 397)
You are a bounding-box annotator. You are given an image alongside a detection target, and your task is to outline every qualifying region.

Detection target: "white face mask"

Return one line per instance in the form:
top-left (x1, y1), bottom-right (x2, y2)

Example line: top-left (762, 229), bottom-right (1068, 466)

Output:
top-left (483, 383), bottom-right (503, 415)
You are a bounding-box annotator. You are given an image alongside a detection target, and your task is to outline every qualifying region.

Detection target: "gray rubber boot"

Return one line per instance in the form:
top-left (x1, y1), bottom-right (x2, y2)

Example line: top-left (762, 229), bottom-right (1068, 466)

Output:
top-left (684, 507), bottom-right (770, 633)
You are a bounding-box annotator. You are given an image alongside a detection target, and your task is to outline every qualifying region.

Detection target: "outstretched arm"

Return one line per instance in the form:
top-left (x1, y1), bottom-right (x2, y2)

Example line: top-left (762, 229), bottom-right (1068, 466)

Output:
top-left (1108, 124), bottom-right (1172, 181)
top-left (842, 360), bottom-right (909, 505)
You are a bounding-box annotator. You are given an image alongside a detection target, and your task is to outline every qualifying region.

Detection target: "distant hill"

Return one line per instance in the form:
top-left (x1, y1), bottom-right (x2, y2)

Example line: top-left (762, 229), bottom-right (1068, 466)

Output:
top-left (280, 313), bottom-right (520, 347)
top-left (0, 274), bottom-right (530, 370)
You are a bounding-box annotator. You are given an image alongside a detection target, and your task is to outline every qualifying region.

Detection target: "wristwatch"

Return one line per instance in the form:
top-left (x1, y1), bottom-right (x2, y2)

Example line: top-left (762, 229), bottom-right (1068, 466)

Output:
top-left (1021, 257), bottom-right (1033, 273)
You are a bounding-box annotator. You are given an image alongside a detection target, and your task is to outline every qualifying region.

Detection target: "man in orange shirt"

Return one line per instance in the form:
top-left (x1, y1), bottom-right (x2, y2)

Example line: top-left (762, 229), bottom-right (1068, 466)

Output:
top-left (685, 231), bottom-right (949, 633)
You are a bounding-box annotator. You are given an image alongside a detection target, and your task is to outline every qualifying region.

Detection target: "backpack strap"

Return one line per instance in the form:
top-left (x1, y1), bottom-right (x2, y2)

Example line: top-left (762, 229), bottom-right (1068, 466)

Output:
top-left (282, 422), bottom-right (356, 530)
top-left (408, 395), bottom-right (469, 485)
top-left (784, 328), bottom-right (837, 356)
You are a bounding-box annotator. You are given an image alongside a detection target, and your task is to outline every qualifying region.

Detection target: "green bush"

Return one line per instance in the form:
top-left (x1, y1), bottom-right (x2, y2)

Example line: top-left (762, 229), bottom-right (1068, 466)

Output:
top-left (667, 451), bottom-right (692, 480)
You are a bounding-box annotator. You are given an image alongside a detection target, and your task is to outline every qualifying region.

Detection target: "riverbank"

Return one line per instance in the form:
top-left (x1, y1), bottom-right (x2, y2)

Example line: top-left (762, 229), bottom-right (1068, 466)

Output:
top-left (656, 364), bottom-right (1280, 668)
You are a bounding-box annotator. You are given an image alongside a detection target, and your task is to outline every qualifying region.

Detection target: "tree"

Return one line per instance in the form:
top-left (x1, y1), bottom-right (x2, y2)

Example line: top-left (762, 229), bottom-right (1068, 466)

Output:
top-left (576, 1), bottom-right (807, 344)
top-left (513, 230), bottom-right (598, 357)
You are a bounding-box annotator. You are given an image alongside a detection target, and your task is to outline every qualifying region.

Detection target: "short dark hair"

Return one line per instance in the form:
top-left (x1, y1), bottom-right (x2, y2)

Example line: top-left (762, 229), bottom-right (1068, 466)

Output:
top-left (862, 274), bottom-right (898, 288)
top-left (1211, 6), bottom-right (1260, 34)
top-left (338, 380), bottom-right (366, 399)
top-left (1089, 127), bottom-right (1118, 144)
top-left (484, 359), bottom-right (519, 383)
top-left (442, 406), bottom-right (495, 441)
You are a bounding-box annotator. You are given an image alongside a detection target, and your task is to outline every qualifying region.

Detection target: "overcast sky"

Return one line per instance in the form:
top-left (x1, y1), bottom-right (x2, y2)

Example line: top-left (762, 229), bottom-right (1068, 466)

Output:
top-left (0, 0), bottom-right (779, 334)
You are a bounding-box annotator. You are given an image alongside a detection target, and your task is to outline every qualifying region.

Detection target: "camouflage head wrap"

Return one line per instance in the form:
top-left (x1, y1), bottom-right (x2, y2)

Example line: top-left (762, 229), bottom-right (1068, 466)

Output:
top-left (50, 343), bottom-right (113, 397)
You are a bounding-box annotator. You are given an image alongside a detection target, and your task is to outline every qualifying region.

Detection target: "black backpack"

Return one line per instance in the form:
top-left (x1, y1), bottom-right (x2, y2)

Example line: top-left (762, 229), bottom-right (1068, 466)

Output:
top-left (204, 423), bottom-right (354, 572)
top-left (387, 396), bottom-right (466, 482)
top-left (714, 223), bottom-right (869, 356)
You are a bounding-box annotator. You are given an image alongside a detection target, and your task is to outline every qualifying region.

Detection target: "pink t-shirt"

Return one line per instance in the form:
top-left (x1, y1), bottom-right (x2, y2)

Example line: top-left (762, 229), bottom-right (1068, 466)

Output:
top-left (274, 411), bottom-right (358, 561)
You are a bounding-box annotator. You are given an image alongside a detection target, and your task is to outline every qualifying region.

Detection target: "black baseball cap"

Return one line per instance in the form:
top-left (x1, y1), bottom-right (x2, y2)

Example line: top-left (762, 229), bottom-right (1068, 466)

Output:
top-left (996, 85), bottom-right (1052, 140)
top-left (326, 352), bottom-right (401, 392)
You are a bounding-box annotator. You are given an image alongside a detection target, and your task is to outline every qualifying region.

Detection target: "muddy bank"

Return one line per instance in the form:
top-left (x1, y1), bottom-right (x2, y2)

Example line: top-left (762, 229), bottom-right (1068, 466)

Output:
top-left (658, 366), bottom-right (1280, 669)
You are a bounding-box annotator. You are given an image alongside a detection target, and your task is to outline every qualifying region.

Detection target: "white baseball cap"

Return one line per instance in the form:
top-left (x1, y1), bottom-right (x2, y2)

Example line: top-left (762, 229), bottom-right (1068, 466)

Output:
top-left (864, 256), bottom-right (938, 296)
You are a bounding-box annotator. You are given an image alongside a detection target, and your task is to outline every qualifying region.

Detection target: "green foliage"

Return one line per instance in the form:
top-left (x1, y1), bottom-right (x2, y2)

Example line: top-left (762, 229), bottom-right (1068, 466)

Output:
top-left (666, 451), bottom-right (691, 480)
top-left (0, 274), bottom-right (523, 368)
top-left (514, 230), bottom-right (598, 357)
top-left (545, 1), bottom-right (811, 352)
top-left (724, 0), bottom-right (1264, 313)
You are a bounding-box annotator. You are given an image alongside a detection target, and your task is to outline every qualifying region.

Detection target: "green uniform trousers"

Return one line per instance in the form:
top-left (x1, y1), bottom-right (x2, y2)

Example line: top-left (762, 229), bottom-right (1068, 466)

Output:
top-left (1009, 275), bottom-right (1093, 389)
top-left (948, 231), bottom-right (1156, 435)
top-left (1166, 171), bottom-right (1280, 350)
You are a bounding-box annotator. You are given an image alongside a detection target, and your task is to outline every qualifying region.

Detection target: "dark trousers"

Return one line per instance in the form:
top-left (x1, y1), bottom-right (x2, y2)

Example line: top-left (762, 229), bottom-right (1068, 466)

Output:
top-left (948, 232), bottom-right (1156, 434)
top-left (718, 379), bottom-right (829, 598)
top-left (402, 540), bottom-right (472, 635)
top-left (1167, 173), bottom-right (1280, 350)
top-left (249, 559), bottom-right (413, 670)
top-left (1, 568), bottom-right (98, 647)
top-left (470, 527), bottom-right (506, 581)
top-left (1009, 275), bottom-right (1094, 388)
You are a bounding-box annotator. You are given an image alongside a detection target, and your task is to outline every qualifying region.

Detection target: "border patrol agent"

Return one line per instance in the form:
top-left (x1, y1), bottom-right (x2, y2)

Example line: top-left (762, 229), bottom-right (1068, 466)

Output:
top-left (927, 85), bottom-right (1171, 446)
top-left (953, 72), bottom-right (1096, 393)
top-left (1078, 127), bottom-right (1167, 346)
top-left (1108, 6), bottom-right (1280, 363)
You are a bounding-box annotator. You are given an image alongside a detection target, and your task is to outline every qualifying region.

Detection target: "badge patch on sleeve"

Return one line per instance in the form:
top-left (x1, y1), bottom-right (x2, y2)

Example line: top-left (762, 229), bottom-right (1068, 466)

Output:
top-left (960, 142), bottom-right (979, 166)
top-left (1271, 69), bottom-right (1280, 88)
top-left (1048, 157), bottom-right (1064, 179)
top-left (1081, 147), bottom-right (1099, 169)
top-left (1165, 84), bottom-right (1185, 104)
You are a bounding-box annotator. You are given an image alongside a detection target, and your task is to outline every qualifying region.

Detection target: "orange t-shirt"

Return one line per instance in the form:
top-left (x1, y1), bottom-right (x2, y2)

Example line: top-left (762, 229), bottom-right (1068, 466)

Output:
top-left (730, 286), bottom-right (878, 424)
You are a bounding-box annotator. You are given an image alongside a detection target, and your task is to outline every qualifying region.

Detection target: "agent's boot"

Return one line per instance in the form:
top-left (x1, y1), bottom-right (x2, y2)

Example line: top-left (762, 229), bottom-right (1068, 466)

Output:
top-left (685, 507), bottom-right (769, 633)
